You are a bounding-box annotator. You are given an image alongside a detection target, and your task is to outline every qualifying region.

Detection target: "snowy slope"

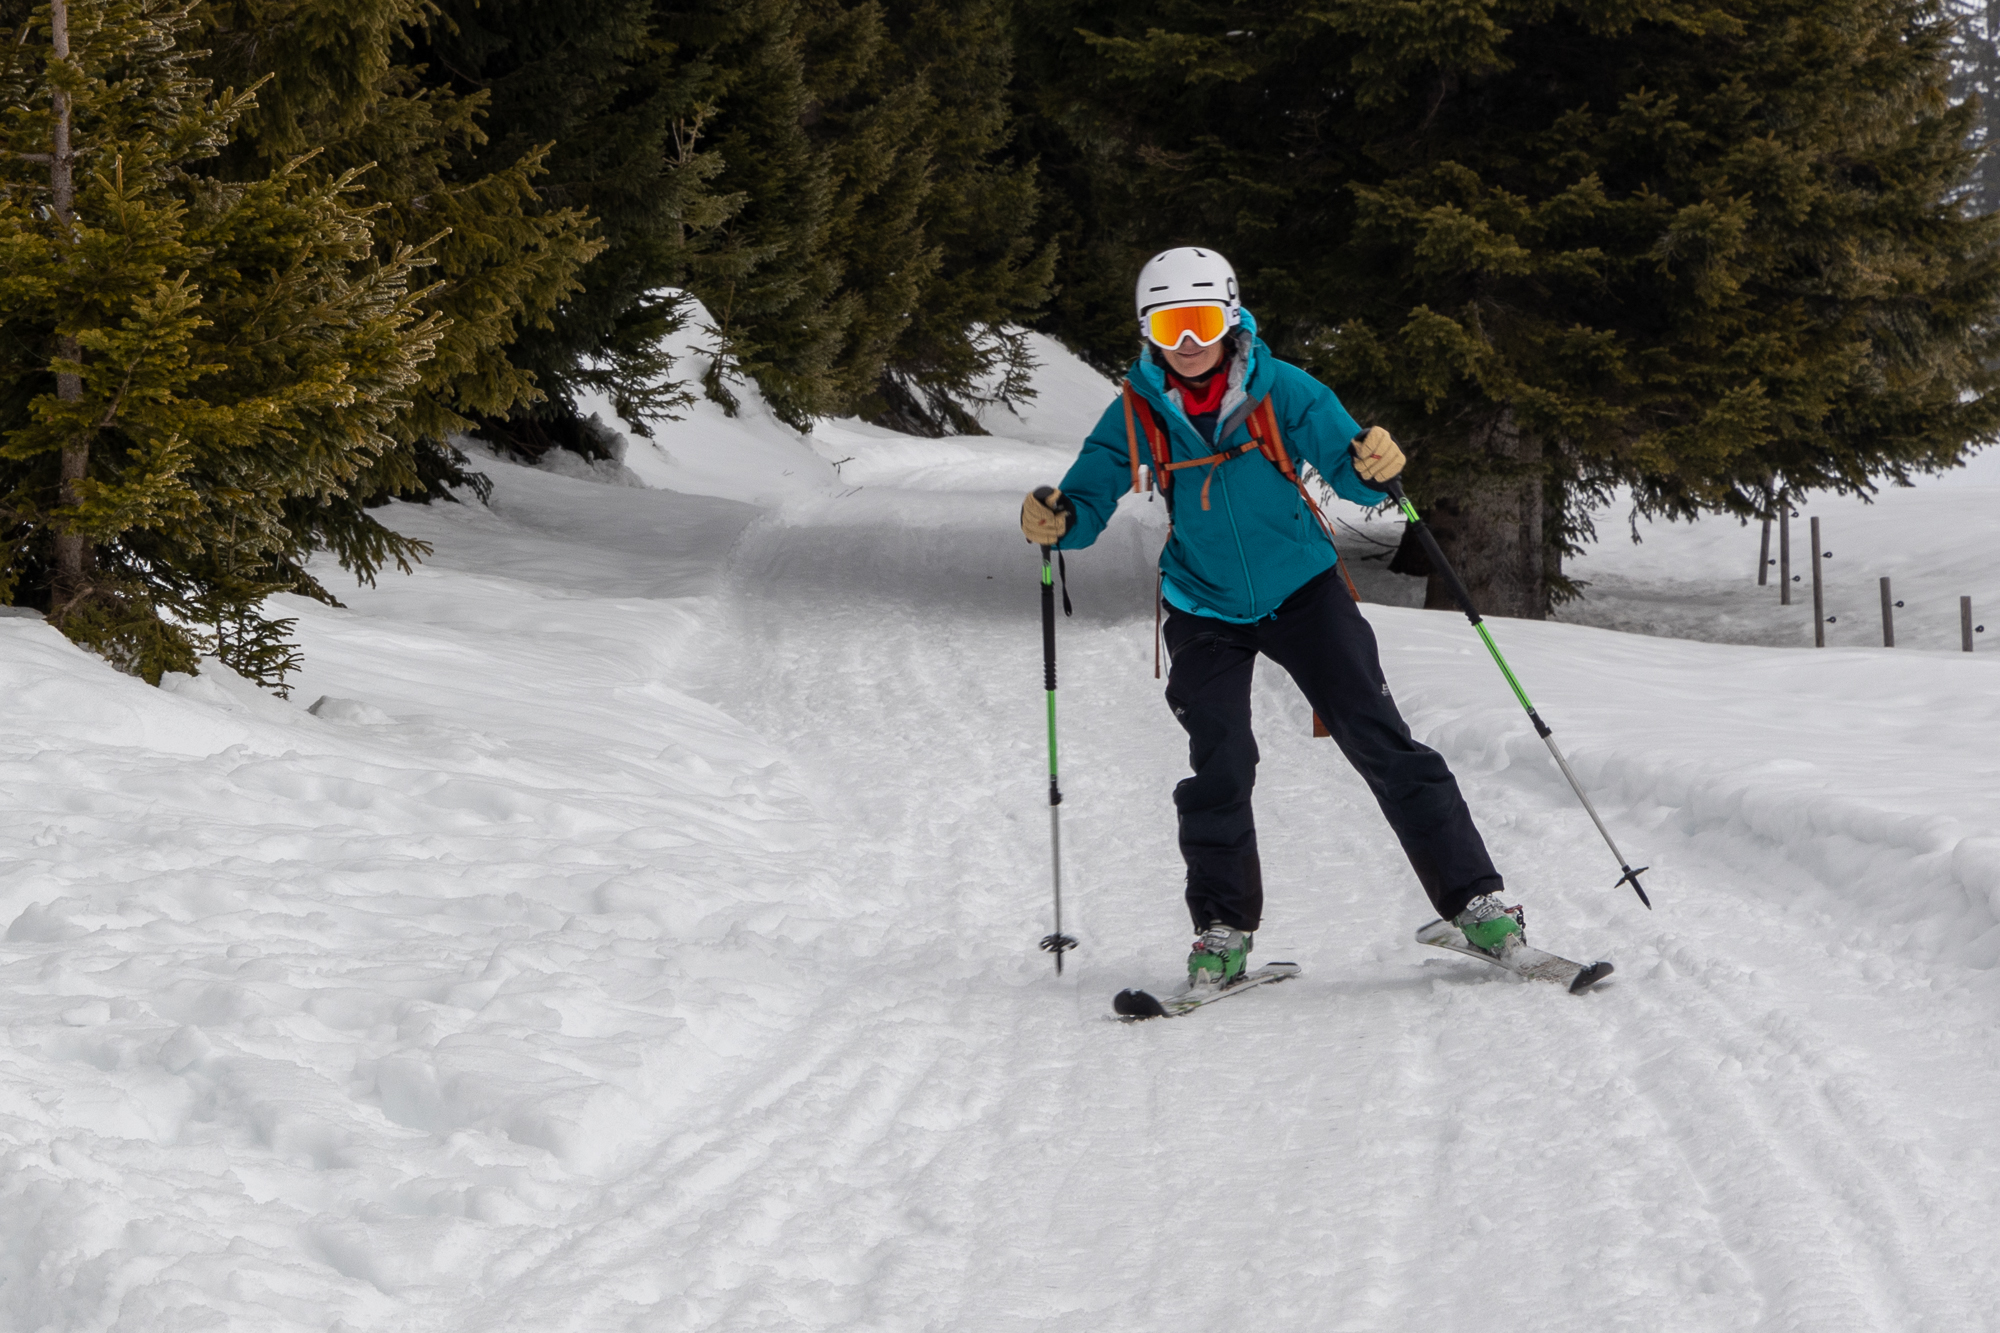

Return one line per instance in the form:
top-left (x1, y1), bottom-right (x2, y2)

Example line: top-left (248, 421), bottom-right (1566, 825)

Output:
top-left (3, 334), bottom-right (1999, 1331)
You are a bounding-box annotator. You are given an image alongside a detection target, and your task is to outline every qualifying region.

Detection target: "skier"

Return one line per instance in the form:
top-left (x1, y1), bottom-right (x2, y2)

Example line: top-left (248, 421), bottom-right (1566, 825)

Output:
top-left (1020, 247), bottom-right (1525, 991)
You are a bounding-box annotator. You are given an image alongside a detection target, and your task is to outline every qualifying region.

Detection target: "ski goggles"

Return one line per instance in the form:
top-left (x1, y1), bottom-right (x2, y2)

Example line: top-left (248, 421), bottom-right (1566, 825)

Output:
top-left (1144, 302), bottom-right (1230, 350)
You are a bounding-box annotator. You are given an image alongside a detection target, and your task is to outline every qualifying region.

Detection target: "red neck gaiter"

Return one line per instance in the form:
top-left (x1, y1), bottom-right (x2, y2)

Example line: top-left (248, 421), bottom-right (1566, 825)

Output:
top-left (1168, 361), bottom-right (1230, 416)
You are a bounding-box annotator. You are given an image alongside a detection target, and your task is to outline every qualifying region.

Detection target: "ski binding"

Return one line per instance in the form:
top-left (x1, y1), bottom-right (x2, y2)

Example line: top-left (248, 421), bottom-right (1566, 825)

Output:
top-left (1113, 961), bottom-right (1301, 1019)
top-left (1415, 919), bottom-right (1612, 993)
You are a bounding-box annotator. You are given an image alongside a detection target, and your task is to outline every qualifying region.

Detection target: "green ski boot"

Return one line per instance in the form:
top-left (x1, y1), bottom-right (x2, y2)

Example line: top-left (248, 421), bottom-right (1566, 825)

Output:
top-left (1454, 894), bottom-right (1526, 955)
top-left (1188, 923), bottom-right (1253, 989)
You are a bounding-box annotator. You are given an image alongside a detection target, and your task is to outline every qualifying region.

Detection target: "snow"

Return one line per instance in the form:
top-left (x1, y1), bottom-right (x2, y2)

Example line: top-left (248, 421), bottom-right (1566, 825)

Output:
top-left (565, 297), bottom-right (842, 507)
top-left (1327, 445), bottom-right (2000, 652)
top-left (4, 329), bottom-right (2000, 1329)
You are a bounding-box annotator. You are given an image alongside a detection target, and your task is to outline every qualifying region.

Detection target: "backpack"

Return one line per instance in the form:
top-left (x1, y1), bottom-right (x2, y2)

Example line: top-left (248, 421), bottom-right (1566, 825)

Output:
top-left (1122, 382), bottom-right (1359, 735)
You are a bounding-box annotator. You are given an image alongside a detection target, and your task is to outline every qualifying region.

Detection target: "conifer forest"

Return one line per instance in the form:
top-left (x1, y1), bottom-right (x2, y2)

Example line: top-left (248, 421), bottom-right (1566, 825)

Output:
top-left (3, 0), bottom-right (2000, 677)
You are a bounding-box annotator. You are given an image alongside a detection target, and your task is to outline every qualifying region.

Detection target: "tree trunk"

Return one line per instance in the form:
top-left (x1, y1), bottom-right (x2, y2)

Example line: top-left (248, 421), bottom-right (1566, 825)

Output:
top-left (48, 0), bottom-right (89, 610)
top-left (1421, 411), bottom-right (1548, 620)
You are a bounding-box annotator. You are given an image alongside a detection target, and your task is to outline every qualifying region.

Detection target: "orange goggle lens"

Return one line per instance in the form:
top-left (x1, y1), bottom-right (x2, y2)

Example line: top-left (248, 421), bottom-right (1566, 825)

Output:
top-left (1145, 303), bottom-right (1229, 349)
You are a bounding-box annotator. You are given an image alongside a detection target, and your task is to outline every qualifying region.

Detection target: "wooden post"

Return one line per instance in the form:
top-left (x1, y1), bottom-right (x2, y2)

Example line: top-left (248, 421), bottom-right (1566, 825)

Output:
top-left (1811, 517), bottom-right (1825, 647)
top-left (1964, 596), bottom-right (1975, 653)
top-left (1880, 577), bottom-right (1894, 647)
top-left (1778, 509), bottom-right (1791, 605)
top-left (1758, 517), bottom-right (1772, 586)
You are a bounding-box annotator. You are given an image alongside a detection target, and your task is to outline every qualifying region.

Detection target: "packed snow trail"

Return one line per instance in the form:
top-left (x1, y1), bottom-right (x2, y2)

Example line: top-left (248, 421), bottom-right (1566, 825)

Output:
top-left (3, 353), bottom-right (1999, 1327)
top-left (656, 429), bottom-right (2000, 1330)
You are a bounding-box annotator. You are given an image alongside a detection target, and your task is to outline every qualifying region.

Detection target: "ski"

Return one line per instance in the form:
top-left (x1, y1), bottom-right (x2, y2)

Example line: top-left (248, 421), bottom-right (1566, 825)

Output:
top-left (1415, 919), bottom-right (1613, 993)
top-left (1113, 962), bottom-right (1301, 1020)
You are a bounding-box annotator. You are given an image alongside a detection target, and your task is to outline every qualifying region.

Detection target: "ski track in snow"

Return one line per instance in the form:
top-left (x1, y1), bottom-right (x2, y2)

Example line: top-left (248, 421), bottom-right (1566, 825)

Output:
top-left (671, 474), bottom-right (2000, 1331)
top-left (3, 374), bottom-right (2000, 1327)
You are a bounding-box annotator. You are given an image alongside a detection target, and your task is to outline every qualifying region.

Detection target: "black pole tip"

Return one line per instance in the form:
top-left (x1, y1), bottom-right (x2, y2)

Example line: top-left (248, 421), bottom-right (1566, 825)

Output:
top-left (1041, 933), bottom-right (1078, 975)
top-left (1618, 865), bottom-right (1653, 909)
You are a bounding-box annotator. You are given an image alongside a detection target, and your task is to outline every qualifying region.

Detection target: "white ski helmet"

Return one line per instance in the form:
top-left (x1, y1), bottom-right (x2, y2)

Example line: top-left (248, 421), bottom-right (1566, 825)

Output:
top-left (1134, 247), bottom-right (1242, 332)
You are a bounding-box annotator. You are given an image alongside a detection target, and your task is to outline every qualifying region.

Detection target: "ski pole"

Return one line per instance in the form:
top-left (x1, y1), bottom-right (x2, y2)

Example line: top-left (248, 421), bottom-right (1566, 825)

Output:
top-left (1036, 535), bottom-right (1080, 971)
top-left (1383, 478), bottom-right (1652, 909)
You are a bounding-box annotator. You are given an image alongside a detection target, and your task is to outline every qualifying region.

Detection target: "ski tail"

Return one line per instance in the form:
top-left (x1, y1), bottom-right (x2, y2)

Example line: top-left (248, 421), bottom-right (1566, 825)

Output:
top-left (1113, 989), bottom-right (1167, 1018)
top-left (1112, 962), bottom-right (1300, 1020)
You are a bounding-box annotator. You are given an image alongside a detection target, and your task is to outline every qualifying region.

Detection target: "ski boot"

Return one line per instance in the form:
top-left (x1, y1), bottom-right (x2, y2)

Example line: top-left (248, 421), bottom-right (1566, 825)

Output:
top-left (1454, 894), bottom-right (1525, 956)
top-left (1188, 923), bottom-right (1252, 989)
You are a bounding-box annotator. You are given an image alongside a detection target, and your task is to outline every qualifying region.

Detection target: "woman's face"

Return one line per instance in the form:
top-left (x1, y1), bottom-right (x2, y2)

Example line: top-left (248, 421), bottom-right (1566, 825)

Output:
top-left (1164, 335), bottom-right (1225, 378)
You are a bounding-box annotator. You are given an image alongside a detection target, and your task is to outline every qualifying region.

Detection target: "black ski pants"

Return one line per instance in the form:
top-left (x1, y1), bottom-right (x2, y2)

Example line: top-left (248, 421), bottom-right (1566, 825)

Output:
top-left (1162, 568), bottom-right (1503, 932)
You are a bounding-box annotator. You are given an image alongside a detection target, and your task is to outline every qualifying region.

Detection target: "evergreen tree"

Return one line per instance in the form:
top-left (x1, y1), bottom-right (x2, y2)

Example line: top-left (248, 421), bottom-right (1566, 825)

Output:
top-left (793, 0), bottom-right (936, 426)
top-left (1949, 0), bottom-right (2000, 212)
top-left (194, 0), bottom-right (604, 487)
top-left (670, 0), bottom-right (1052, 431)
top-left (659, 0), bottom-right (901, 428)
top-left (0, 0), bottom-right (441, 685)
top-left (393, 0), bottom-right (1052, 439)
top-left (1017, 0), bottom-right (2000, 616)
top-left (412, 0), bottom-right (739, 450)
top-left (1008, 0), bottom-right (1161, 376)
top-left (868, 0), bottom-right (1055, 435)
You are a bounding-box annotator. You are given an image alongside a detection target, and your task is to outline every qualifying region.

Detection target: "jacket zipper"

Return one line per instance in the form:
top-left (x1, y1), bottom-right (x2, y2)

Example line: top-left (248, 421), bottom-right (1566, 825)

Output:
top-left (1217, 449), bottom-right (1258, 614)
top-left (1158, 382), bottom-right (1261, 617)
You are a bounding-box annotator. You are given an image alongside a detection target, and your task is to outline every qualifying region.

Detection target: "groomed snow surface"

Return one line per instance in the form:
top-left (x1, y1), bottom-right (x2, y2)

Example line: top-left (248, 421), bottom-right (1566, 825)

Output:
top-left (5, 324), bottom-right (2000, 1330)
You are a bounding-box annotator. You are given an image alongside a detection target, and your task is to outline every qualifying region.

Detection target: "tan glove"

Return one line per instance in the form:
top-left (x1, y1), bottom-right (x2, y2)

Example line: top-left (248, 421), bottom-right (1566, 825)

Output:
top-left (1351, 426), bottom-right (1405, 484)
top-left (1020, 486), bottom-right (1075, 545)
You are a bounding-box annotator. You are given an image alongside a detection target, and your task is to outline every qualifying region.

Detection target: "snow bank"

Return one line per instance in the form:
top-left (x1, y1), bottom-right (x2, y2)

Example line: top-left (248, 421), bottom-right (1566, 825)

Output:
top-left (1552, 456), bottom-right (2000, 651)
top-left (0, 460), bottom-right (831, 1330)
top-left (559, 313), bottom-right (1114, 506)
top-left (558, 294), bottom-right (842, 507)
top-left (970, 330), bottom-right (1121, 446)
top-left (1364, 609), bottom-right (2000, 977)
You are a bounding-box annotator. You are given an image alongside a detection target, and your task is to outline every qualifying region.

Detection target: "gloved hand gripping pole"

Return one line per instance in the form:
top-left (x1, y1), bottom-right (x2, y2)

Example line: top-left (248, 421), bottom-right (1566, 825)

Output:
top-left (1038, 538), bottom-right (1079, 971)
top-left (1384, 478), bottom-right (1652, 908)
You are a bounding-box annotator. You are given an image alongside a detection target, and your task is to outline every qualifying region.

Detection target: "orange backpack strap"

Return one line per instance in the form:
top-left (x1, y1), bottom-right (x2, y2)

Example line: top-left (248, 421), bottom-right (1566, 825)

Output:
top-left (1246, 396), bottom-right (1362, 605)
top-left (1121, 382), bottom-right (1170, 494)
top-left (1248, 397), bottom-right (1299, 482)
top-left (1123, 382), bottom-right (1175, 679)
top-left (1121, 384), bottom-right (1143, 493)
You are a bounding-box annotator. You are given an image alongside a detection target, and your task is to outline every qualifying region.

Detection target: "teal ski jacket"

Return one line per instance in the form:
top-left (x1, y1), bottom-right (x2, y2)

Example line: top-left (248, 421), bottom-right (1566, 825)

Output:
top-left (1053, 309), bottom-right (1386, 622)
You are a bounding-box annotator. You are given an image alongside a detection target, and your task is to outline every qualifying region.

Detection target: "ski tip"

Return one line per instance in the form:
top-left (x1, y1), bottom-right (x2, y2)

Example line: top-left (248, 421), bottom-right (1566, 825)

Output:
top-left (1569, 961), bottom-right (1615, 994)
top-left (1113, 988), bottom-right (1168, 1020)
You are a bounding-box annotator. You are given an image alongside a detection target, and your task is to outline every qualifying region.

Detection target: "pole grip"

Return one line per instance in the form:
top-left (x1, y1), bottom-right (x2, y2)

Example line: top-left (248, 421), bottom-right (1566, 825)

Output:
top-left (1040, 546), bottom-right (1057, 691)
top-left (1384, 479), bottom-right (1482, 626)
